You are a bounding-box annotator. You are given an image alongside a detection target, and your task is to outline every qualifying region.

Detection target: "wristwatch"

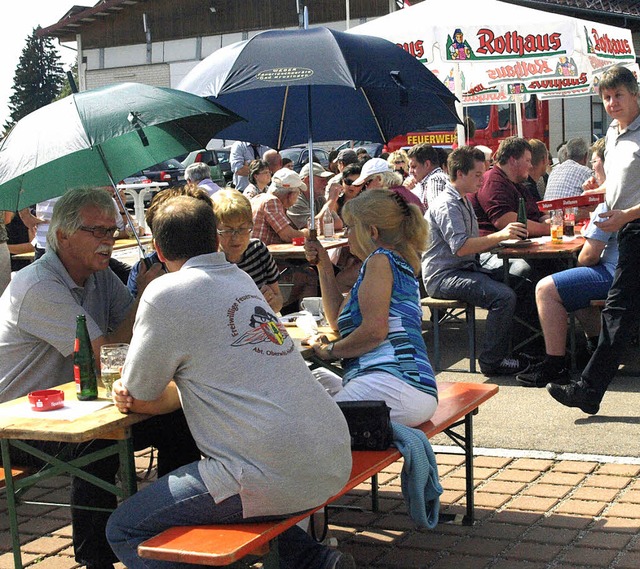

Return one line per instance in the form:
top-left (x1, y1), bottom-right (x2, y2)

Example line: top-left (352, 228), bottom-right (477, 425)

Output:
top-left (325, 341), bottom-right (336, 358)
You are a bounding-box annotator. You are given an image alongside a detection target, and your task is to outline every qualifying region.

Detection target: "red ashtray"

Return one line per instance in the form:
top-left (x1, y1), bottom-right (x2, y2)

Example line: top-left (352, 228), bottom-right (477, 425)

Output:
top-left (292, 237), bottom-right (305, 246)
top-left (28, 389), bottom-right (65, 412)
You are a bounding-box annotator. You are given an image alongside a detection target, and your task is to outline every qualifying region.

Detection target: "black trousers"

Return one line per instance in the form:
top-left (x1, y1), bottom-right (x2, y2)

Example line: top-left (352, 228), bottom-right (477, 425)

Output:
top-left (582, 220), bottom-right (640, 397)
top-left (9, 409), bottom-right (200, 566)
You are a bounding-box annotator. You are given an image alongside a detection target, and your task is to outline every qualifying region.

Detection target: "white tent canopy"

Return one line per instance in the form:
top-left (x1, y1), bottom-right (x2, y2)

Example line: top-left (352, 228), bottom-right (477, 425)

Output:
top-left (350, 0), bottom-right (637, 140)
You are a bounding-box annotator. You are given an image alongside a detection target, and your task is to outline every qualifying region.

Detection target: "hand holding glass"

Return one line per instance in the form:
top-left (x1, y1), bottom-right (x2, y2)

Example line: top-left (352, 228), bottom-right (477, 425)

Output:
top-left (100, 343), bottom-right (129, 398)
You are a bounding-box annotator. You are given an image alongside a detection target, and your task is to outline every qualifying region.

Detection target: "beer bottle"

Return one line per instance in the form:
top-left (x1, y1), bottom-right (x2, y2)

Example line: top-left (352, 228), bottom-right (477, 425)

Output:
top-left (74, 314), bottom-right (98, 400)
top-left (517, 197), bottom-right (528, 238)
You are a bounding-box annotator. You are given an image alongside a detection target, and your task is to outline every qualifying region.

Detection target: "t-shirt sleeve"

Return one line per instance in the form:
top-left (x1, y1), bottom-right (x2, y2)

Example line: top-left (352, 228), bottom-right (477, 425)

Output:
top-left (478, 177), bottom-right (518, 226)
top-left (121, 297), bottom-right (176, 401)
top-left (583, 203), bottom-right (613, 243)
top-left (433, 200), bottom-right (470, 255)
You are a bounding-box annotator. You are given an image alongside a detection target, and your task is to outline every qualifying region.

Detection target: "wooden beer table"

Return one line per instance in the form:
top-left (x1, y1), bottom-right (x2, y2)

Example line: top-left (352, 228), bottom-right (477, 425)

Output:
top-left (496, 236), bottom-right (585, 364)
top-left (267, 235), bottom-right (348, 260)
top-left (0, 382), bottom-right (150, 569)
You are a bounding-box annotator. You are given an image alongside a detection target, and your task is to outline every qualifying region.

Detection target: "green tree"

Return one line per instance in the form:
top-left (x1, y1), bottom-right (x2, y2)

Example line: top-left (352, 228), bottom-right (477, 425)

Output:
top-left (4, 26), bottom-right (64, 132)
top-left (58, 62), bottom-right (79, 99)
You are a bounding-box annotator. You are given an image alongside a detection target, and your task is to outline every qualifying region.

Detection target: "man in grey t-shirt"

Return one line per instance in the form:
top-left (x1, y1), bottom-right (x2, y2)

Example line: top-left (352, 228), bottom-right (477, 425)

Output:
top-left (0, 188), bottom-right (199, 569)
top-left (107, 196), bottom-right (354, 569)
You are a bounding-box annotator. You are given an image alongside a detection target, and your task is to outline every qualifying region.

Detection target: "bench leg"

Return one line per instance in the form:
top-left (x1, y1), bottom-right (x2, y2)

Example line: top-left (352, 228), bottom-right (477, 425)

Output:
top-left (433, 308), bottom-right (441, 371)
top-left (370, 473), bottom-right (379, 512)
top-left (467, 305), bottom-right (477, 373)
top-left (1, 440), bottom-right (24, 569)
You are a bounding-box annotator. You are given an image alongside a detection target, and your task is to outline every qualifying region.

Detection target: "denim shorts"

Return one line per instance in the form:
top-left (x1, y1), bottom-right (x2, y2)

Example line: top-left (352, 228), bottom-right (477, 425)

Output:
top-left (552, 265), bottom-right (614, 313)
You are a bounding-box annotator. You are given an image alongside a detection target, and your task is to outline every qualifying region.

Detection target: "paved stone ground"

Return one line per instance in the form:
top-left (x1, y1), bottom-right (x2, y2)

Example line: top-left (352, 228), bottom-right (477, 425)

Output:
top-left (4, 450), bottom-right (640, 568)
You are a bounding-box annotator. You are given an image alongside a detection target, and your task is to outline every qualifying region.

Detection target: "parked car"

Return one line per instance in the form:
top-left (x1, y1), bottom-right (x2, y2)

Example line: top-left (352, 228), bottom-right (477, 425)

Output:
top-left (141, 158), bottom-right (186, 185)
top-left (336, 140), bottom-right (384, 158)
top-left (280, 146), bottom-right (330, 173)
top-left (180, 148), bottom-right (228, 186)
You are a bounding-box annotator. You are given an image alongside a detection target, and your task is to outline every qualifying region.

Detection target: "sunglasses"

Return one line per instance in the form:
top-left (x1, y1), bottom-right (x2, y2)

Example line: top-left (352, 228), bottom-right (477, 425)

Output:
top-left (342, 178), bottom-right (359, 186)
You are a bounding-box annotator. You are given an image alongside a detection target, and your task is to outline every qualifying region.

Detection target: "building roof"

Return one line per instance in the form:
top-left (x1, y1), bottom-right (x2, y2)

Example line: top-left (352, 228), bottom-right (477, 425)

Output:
top-left (39, 0), bottom-right (640, 42)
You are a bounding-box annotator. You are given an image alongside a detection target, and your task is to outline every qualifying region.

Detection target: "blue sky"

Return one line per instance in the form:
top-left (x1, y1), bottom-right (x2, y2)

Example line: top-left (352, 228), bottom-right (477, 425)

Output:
top-left (2, 0), bottom-right (78, 127)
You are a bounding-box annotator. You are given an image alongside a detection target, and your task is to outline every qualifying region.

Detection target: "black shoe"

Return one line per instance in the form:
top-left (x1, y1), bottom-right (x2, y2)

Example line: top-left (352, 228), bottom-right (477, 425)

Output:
top-left (481, 357), bottom-right (529, 376)
top-left (326, 552), bottom-right (356, 569)
top-left (515, 352), bottom-right (545, 366)
top-left (516, 361), bottom-right (571, 388)
top-left (547, 381), bottom-right (600, 414)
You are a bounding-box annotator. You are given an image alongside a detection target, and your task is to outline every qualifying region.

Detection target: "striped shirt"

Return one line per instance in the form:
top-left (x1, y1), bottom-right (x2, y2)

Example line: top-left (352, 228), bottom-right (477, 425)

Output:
top-left (237, 239), bottom-right (279, 288)
top-left (338, 248), bottom-right (437, 399)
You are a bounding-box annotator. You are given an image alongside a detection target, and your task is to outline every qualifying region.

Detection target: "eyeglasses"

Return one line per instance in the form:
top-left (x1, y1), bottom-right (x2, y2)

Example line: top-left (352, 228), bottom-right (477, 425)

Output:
top-left (342, 178), bottom-right (357, 186)
top-left (394, 161), bottom-right (406, 166)
top-left (257, 170), bottom-right (271, 175)
top-left (79, 225), bottom-right (118, 238)
top-left (217, 226), bottom-right (253, 237)
top-left (589, 158), bottom-right (601, 165)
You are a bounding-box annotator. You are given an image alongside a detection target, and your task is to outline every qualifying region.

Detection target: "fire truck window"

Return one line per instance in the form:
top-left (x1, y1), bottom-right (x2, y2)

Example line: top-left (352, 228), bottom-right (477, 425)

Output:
top-left (498, 104), bottom-right (512, 129)
top-left (466, 105), bottom-right (490, 130)
top-left (524, 95), bottom-right (538, 120)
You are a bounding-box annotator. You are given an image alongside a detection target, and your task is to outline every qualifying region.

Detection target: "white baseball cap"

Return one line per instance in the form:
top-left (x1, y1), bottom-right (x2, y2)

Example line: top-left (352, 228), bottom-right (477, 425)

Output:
top-left (352, 158), bottom-right (392, 186)
top-left (270, 168), bottom-right (307, 193)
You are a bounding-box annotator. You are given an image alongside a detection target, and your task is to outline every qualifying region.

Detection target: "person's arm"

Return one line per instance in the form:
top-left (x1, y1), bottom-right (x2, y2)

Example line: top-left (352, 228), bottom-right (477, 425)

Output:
top-left (18, 208), bottom-right (44, 231)
top-left (230, 144), bottom-right (250, 177)
top-left (577, 238), bottom-right (607, 267)
top-left (312, 253), bottom-right (391, 360)
top-left (112, 379), bottom-right (181, 415)
top-left (493, 211), bottom-right (550, 237)
top-left (456, 222), bottom-right (528, 256)
top-left (8, 242), bottom-right (35, 255)
top-left (260, 282), bottom-right (283, 313)
top-left (595, 204), bottom-right (640, 232)
top-left (304, 239), bottom-right (346, 329)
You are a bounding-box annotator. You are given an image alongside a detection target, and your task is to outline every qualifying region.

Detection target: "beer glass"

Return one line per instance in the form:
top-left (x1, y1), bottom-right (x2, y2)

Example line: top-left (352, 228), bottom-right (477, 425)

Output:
top-left (100, 343), bottom-right (129, 398)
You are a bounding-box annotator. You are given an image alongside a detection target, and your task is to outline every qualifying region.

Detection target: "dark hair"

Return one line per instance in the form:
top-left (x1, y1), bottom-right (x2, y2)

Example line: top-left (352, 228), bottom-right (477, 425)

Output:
top-left (407, 143), bottom-right (439, 166)
top-left (145, 183), bottom-right (213, 232)
top-left (248, 159), bottom-right (269, 185)
top-left (341, 163), bottom-right (362, 179)
top-left (494, 137), bottom-right (532, 165)
top-left (598, 65), bottom-right (639, 97)
top-left (447, 146), bottom-right (485, 181)
top-left (153, 196), bottom-right (218, 261)
top-left (529, 139), bottom-right (548, 167)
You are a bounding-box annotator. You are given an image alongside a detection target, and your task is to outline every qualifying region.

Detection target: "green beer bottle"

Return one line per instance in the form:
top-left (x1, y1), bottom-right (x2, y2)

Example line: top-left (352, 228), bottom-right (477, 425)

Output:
top-left (74, 314), bottom-right (98, 400)
top-left (517, 197), bottom-right (528, 238)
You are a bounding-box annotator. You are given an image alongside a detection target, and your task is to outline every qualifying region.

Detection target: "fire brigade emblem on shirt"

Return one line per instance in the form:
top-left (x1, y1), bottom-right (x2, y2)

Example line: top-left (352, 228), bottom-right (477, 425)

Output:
top-left (231, 306), bottom-right (287, 346)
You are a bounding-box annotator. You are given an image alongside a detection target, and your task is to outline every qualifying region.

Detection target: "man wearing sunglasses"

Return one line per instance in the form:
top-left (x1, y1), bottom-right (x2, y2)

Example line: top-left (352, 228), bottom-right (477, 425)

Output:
top-left (0, 187), bottom-right (200, 569)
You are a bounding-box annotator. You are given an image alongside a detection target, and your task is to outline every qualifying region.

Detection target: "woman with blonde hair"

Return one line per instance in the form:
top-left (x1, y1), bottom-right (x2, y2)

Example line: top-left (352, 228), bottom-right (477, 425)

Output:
top-left (305, 190), bottom-right (438, 426)
top-left (387, 149), bottom-right (410, 179)
top-left (211, 189), bottom-right (283, 312)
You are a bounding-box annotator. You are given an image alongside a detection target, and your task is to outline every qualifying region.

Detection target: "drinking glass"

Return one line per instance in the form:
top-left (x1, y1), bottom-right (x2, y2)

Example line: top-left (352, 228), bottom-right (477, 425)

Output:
top-left (100, 343), bottom-right (129, 398)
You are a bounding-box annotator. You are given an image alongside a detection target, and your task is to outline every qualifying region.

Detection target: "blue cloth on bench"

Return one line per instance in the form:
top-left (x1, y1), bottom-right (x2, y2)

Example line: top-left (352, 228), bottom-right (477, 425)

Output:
top-left (392, 422), bottom-right (443, 529)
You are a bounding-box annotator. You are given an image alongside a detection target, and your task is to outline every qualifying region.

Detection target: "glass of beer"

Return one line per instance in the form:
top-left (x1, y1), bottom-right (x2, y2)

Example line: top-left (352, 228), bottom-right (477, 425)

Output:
top-left (100, 343), bottom-right (129, 398)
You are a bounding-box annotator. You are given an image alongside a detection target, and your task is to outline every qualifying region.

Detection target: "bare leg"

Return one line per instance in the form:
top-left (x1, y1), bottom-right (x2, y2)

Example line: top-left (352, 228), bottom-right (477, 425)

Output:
top-left (536, 276), bottom-right (567, 356)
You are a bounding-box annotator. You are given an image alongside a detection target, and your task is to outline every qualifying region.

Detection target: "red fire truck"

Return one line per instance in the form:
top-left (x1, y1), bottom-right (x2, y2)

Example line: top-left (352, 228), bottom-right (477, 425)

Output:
top-left (385, 95), bottom-right (550, 153)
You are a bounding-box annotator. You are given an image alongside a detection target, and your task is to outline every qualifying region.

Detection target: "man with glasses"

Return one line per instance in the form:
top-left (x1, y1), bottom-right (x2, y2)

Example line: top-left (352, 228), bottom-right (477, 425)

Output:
top-left (0, 187), bottom-right (200, 569)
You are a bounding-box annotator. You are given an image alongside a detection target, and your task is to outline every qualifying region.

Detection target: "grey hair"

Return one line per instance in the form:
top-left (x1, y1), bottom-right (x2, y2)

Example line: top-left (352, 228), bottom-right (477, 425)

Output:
top-left (564, 138), bottom-right (589, 162)
top-left (47, 188), bottom-right (116, 252)
top-left (185, 162), bottom-right (211, 183)
top-left (268, 183), bottom-right (300, 198)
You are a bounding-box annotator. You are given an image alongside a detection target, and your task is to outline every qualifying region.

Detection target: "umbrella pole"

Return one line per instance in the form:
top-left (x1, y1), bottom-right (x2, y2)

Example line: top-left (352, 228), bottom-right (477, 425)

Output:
top-left (95, 145), bottom-right (149, 261)
top-left (306, 85), bottom-right (316, 240)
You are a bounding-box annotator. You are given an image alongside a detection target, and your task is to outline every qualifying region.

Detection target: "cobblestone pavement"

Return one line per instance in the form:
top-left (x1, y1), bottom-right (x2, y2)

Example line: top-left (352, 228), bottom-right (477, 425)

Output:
top-left (3, 449), bottom-right (640, 568)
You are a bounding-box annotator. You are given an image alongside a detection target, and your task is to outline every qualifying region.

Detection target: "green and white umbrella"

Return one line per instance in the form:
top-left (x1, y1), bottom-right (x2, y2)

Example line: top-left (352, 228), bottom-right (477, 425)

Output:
top-left (0, 82), bottom-right (242, 211)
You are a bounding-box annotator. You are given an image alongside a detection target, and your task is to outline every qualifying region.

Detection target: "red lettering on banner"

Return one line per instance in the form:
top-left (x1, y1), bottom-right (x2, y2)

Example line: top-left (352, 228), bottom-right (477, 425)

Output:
top-left (591, 29), bottom-right (631, 56)
top-left (398, 40), bottom-right (425, 59)
top-left (477, 29), bottom-right (562, 57)
top-left (528, 72), bottom-right (588, 90)
top-left (487, 59), bottom-right (553, 81)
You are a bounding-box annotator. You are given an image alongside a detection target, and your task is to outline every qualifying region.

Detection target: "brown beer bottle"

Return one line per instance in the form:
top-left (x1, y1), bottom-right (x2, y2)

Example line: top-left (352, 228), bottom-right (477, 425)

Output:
top-left (74, 314), bottom-right (98, 400)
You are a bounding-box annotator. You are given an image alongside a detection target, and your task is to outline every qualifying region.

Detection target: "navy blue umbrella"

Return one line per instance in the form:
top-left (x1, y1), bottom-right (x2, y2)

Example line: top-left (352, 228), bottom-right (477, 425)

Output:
top-left (178, 26), bottom-right (460, 150)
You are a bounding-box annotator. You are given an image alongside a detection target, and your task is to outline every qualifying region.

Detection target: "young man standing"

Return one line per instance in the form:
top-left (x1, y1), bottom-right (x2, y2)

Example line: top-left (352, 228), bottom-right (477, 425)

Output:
top-left (548, 66), bottom-right (640, 414)
top-left (422, 146), bottom-right (529, 376)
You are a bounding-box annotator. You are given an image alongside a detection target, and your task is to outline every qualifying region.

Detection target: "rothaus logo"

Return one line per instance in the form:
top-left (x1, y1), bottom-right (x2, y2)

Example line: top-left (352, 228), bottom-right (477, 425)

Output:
top-left (589, 29), bottom-right (632, 56)
top-left (476, 29), bottom-right (563, 57)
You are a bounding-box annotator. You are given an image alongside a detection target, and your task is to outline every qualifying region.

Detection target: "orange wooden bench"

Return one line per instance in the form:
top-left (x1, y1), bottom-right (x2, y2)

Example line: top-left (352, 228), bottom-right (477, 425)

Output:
top-left (138, 381), bottom-right (498, 567)
top-left (0, 465), bottom-right (32, 491)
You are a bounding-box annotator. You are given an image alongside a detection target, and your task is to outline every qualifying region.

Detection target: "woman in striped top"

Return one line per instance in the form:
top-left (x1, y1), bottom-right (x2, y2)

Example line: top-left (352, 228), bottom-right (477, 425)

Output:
top-left (305, 190), bottom-right (438, 427)
top-left (211, 190), bottom-right (283, 312)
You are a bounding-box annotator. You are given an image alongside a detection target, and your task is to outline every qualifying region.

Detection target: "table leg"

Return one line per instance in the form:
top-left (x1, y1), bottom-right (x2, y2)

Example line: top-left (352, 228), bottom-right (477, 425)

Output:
top-left (118, 427), bottom-right (137, 497)
top-left (1, 439), bottom-right (24, 569)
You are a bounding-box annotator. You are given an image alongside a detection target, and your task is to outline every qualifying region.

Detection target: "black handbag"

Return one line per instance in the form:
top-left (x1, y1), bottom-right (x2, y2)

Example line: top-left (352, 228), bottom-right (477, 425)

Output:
top-left (337, 400), bottom-right (393, 451)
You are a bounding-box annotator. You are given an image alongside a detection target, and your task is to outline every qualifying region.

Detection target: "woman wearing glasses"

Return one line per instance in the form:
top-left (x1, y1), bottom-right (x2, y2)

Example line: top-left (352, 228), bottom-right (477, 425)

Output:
top-left (211, 190), bottom-right (283, 312)
top-left (243, 159), bottom-right (272, 200)
top-left (387, 149), bottom-right (410, 179)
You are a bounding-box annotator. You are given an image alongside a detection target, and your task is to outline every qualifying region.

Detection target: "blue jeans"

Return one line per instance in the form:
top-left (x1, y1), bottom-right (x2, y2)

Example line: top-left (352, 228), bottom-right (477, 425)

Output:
top-left (583, 221), bottom-right (640, 398)
top-left (106, 462), bottom-right (340, 569)
top-left (433, 268), bottom-right (516, 368)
